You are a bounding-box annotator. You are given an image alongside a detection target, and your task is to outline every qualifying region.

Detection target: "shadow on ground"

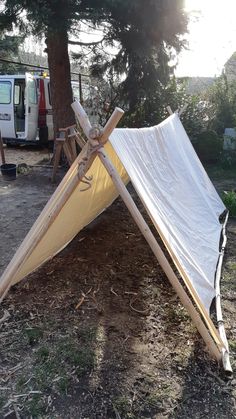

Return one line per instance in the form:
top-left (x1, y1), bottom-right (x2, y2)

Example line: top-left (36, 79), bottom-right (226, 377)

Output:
top-left (0, 193), bottom-right (235, 418)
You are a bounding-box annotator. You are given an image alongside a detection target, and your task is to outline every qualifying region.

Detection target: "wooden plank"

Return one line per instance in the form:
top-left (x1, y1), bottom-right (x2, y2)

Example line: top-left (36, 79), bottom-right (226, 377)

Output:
top-left (63, 141), bottom-right (74, 166)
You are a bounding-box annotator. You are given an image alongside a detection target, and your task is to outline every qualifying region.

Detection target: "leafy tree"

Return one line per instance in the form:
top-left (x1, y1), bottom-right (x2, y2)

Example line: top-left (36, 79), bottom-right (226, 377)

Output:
top-left (86, 0), bottom-right (188, 115)
top-left (121, 77), bottom-right (207, 142)
top-left (205, 73), bottom-right (236, 134)
top-left (0, 32), bottom-right (22, 73)
top-left (0, 0), bottom-right (188, 134)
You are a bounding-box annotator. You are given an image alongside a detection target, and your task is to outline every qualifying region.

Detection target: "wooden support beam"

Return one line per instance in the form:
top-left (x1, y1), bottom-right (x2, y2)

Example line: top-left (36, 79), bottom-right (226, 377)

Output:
top-left (166, 106), bottom-right (173, 115)
top-left (100, 107), bottom-right (124, 144)
top-left (71, 101), bottom-right (93, 139)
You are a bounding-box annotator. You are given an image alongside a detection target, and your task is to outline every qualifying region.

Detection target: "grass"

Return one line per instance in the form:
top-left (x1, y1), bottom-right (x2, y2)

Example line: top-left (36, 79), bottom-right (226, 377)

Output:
top-left (24, 327), bottom-right (43, 345)
top-left (112, 384), bottom-right (173, 418)
top-left (229, 340), bottom-right (236, 353)
top-left (31, 338), bottom-right (95, 393)
top-left (205, 162), bottom-right (236, 181)
top-left (113, 396), bottom-right (133, 418)
top-left (25, 394), bottom-right (46, 418)
top-left (12, 329), bottom-right (97, 417)
top-left (222, 191), bottom-right (236, 216)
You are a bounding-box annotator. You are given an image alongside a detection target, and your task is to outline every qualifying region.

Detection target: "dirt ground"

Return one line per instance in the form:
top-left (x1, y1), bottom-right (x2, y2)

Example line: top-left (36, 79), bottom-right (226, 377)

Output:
top-left (0, 146), bottom-right (235, 419)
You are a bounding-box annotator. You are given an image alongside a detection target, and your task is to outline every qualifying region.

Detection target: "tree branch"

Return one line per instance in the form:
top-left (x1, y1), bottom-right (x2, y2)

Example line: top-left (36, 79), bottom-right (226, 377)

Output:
top-left (68, 38), bottom-right (104, 46)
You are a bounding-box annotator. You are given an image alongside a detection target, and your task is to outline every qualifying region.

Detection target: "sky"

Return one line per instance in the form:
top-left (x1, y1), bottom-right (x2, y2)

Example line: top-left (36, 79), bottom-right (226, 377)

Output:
top-left (22, 0), bottom-right (236, 78)
top-left (176, 0), bottom-right (236, 77)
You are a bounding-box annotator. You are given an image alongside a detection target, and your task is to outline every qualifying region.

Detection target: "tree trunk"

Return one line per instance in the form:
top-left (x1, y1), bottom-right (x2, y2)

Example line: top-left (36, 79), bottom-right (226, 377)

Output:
top-left (46, 30), bottom-right (75, 136)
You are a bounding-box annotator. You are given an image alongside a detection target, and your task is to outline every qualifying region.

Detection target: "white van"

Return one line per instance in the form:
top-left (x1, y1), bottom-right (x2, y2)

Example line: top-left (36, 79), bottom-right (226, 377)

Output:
top-left (0, 73), bottom-right (82, 146)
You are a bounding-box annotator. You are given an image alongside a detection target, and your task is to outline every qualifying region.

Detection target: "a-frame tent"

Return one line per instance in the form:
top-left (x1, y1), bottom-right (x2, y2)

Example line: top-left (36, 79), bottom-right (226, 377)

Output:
top-left (0, 101), bottom-right (231, 372)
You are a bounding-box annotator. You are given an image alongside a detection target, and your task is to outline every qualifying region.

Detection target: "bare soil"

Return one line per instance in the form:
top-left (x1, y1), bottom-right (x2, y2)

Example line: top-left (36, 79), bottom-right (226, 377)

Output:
top-left (0, 146), bottom-right (235, 419)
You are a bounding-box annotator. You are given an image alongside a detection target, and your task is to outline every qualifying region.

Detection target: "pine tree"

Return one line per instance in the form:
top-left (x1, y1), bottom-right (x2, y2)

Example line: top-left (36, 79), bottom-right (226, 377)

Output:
top-left (0, 0), bottom-right (188, 134)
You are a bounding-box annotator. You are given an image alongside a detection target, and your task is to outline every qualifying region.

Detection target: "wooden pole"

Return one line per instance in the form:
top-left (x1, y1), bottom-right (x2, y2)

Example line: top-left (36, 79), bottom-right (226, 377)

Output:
top-left (166, 106), bottom-right (173, 115)
top-left (100, 108), bottom-right (124, 144)
top-left (215, 211), bottom-right (232, 372)
top-left (0, 131), bottom-right (6, 165)
top-left (71, 100), bottom-right (93, 139)
top-left (98, 147), bottom-right (222, 362)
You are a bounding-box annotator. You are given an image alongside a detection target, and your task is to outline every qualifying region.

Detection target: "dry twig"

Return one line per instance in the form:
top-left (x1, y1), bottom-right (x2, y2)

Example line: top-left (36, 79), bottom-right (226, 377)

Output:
top-left (110, 286), bottom-right (119, 297)
top-left (0, 310), bottom-right (10, 325)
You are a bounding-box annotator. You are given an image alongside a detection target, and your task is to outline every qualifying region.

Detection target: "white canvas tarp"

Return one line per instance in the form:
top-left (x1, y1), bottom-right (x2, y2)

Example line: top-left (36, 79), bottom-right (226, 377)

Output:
top-left (110, 114), bottom-right (225, 311)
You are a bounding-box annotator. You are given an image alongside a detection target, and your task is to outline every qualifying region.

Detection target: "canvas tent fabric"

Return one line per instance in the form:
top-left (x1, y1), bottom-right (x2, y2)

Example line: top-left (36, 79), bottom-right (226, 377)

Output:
top-left (1, 142), bottom-right (129, 288)
top-left (0, 112), bottom-right (225, 315)
top-left (109, 114), bottom-right (225, 312)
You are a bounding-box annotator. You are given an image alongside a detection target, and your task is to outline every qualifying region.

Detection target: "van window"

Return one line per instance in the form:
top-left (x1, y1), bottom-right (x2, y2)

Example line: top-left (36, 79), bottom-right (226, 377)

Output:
top-left (28, 79), bottom-right (37, 104)
top-left (0, 81), bottom-right (11, 104)
top-left (14, 85), bottom-right (21, 105)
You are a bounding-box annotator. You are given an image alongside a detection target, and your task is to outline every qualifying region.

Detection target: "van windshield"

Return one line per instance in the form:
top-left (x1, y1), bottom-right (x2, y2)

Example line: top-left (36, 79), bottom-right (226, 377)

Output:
top-left (0, 81), bottom-right (11, 104)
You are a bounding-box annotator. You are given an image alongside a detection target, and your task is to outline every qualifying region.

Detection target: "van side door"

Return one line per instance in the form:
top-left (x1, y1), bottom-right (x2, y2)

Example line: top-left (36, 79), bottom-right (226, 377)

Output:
top-left (25, 73), bottom-right (39, 141)
top-left (0, 78), bottom-right (16, 139)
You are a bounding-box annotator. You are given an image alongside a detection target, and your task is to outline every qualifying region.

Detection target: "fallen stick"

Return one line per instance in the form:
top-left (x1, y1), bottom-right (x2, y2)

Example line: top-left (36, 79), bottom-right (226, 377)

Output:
top-left (75, 295), bottom-right (85, 310)
top-left (0, 310), bottom-right (10, 324)
top-left (12, 403), bottom-right (21, 419)
top-left (110, 286), bottom-right (119, 297)
top-left (129, 297), bottom-right (149, 315)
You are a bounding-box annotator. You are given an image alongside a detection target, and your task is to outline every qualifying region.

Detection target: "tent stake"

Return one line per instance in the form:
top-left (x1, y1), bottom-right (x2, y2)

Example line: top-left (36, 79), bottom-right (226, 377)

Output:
top-left (98, 147), bottom-right (222, 362)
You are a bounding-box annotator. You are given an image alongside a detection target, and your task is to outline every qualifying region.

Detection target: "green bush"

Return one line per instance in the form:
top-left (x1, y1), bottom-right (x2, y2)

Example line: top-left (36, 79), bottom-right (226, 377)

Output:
top-left (222, 191), bottom-right (236, 216)
top-left (220, 150), bottom-right (236, 169)
top-left (194, 130), bottom-right (223, 163)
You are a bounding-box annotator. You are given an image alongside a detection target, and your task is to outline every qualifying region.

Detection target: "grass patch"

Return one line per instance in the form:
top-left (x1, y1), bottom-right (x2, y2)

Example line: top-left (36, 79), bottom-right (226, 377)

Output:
top-left (57, 340), bottom-right (95, 375)
top-left (113, 396), bottom-right (133, 418)
top-left (25, 394), bottom-right (46, 417)
top-left (229, 340), bottom-right (236, 353)
top-left (222, 191), bottom-right (236, 216)
top-left (31, 335), bottom-right (95, 393)
top-left (0, 396), bottom-right (5, 410)
top-left (205, 163), bottom-right (236, 181)
top-left (24, 327), bottom-right (43, 345)
top-left (78, 326), bottom-right (97, 342)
